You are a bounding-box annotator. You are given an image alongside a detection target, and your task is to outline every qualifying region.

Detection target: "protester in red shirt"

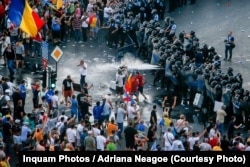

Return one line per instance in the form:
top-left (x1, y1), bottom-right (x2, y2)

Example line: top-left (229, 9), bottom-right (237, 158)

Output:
top-left (130, 74), bottom-right (139, 102)
top-left (136, 71), bottom-right (148, 101)
top-left (209, 133), bottom-right (220, 149)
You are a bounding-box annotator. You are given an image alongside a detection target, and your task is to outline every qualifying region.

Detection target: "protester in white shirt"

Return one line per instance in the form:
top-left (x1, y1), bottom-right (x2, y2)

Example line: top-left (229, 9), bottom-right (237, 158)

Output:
top-left (208, 124), bottom-right (216, 139)
top-left (127, 103), bottom-right (139, 127)
top-left (116, 103), bottom-right (127, 138)
top-left (92, 123), bottom-right (101, 138)
top-left (96, 130), bottom-right (106, 151)
top-left (51, 90), bottom-right (59, 110)
top-left (104, 90), bottom-right (113, 109)
top-left (162, 128), bottom-right (175, 151)
top-left (103, 4), bottom-right (113, 24)
top-left (76, 120), bottom-right (85, 150)
top-left (77, 60), bottom-right (87, 89)
top-left (171, 138), bottom-right (185, 151)
top-left (199, 138), bottom-right (212, 151)
top-left (6, 78), bottom-right (16, 97)
top-left (66, 125), bottom-right (77, 146)
top-left (188, 129), bottom-right (207, 151)
top-left (38, 87), bottom-right (47, 104)
top-left (58, 111), bottom-right (68, 122)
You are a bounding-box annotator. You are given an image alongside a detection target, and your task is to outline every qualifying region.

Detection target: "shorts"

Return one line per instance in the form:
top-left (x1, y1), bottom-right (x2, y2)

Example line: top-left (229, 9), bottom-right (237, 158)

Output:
top-left (90, 27), bottom-right (98, 33)
top-left (127, 118), bottom-right (135, 127)
top-left (64, 90), bottom-right (73, 98)
top-left (16, 54), bottom-right (24, 61)
top-left (100, 115), bottom-right (110, 123)
top-left (138, 86), bottom-right (144, 93)
top-left (130, 92), bottom-right (138, 97)
top-left (126, 141), bottom-right (135, 149)
top-left (13, 135), bottom-right (22, 145)
top-left (116, 86), bottom-right (123, 95)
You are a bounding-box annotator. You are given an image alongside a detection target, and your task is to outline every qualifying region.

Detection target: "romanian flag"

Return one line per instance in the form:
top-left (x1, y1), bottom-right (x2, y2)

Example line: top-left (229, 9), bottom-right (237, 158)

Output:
top-left (123, 91), bottom-right (135, 105)
top-left (8, 0), bottom-right (45, 37)
top-left (125, 73), bottom-right (132, 92)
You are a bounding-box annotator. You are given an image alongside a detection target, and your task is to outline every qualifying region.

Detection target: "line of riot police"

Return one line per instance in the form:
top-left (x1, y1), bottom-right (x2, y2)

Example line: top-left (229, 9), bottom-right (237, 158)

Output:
top-left (101, 0), bottom-right (167, 49)
top-left (147, 24), bottom-right (249, 129)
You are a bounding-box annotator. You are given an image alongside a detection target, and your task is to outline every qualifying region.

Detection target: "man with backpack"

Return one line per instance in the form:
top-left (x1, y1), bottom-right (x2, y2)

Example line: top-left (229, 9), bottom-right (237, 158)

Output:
top-left (0, 89), bottom-right (11, 115)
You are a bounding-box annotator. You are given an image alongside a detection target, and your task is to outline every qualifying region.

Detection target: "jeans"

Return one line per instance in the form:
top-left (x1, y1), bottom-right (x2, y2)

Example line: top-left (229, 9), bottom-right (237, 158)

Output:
top-left (7, 59), bottom-right (15, 75)
top-left (225, 45), bottom-right (233, 60)
top-left (217, 123), bottom-right (224, 135)
top-left (82, 27), bottom-right (88, 42)
top-left (80, 75), bottom-right (86, 89)
top-left (4, 135), bottom-right (11, 155)
top-left (74, 29), bottom-right (81, 42)
top-left (117, 122), bottom-right (123, 138)
top-left (32, 41), bottom-right (41, 56)
top-left (71, 110), bottom-right (77, 118)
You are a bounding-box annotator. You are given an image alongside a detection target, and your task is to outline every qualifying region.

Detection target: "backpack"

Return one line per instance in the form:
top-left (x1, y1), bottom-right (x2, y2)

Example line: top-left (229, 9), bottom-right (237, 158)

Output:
top-left (0, 96), bottom-right (6, 108)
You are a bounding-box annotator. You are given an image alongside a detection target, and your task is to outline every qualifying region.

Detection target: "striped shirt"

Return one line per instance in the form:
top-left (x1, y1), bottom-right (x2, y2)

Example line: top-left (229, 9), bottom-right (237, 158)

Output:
top-left (72, 18), bottom-right (82, 30)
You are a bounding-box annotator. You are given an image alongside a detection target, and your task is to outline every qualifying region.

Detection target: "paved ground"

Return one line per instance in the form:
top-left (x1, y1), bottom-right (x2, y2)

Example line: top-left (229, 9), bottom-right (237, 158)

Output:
top-left (1, 0), bottom-right (250, 165)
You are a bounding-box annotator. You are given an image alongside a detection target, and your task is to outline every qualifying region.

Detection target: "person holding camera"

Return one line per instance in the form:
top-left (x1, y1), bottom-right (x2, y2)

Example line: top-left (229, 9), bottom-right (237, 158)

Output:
top-left (78, 59), bottom-right (88, 90)
top-left (224, 31), bottom-right (235, 61)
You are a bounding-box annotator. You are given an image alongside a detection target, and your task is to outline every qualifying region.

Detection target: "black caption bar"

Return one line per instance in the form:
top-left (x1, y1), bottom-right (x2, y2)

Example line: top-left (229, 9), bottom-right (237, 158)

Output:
top-left (18, 152), bottom-right (249, 166)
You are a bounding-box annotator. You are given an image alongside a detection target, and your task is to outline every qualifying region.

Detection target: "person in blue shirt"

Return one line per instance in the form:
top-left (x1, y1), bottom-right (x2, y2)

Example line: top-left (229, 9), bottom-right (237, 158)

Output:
top-left (19, 80), bottom-right (27, 106)
top-left (137, 120), bottom-right (146, 134)
top-left (69, 94), bottom-right (78, 118)
top-left (93, 101), bottom-right (102, 125)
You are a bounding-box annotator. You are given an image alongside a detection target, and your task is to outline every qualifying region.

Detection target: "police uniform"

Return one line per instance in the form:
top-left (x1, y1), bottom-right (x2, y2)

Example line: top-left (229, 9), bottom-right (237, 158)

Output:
top-left (107, 19), bottom-right (120, 48)
top-left (119, 19), bottom-right (128, 47)
top-left (127, 17), bottom-right (139, 48)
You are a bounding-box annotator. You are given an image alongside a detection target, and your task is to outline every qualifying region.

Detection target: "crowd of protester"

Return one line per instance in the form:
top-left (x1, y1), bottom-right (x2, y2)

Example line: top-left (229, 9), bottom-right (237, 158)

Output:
top-left (0, 1), bottom-right (250, 167)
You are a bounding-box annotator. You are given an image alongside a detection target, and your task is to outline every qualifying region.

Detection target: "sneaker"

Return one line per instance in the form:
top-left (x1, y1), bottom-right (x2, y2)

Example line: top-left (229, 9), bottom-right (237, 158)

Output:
top-left (223, 58), bottom-right (227, 61)
top-left (228, 59), bottom-right (231, 61)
